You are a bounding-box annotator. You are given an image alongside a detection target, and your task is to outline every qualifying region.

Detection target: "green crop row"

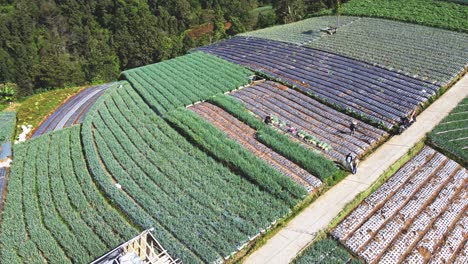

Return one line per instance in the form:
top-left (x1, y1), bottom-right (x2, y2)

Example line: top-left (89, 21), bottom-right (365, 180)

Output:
top-left (164, 107), bottom-right (307, 204)
top-left (0, 111), bottom-right (16, 144)
top-left (294, 238), bottom-right (363, 264)
top-left (0, 126), bottom-right (138, 263)
top-left (428, 96), bottom-right (468, 165)
top-left (122, 52), bottom-right (253, 115)
top-left (208, 95), bottom-right (341, 182)
top-left (82, 82), bottom-right (295, 263)
top-left (318, 0), bottom-right (468, 33)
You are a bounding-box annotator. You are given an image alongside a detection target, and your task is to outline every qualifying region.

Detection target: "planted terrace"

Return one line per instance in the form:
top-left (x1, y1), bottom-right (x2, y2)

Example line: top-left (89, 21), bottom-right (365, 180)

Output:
top-left (197, 37), bottom-right (440, 129)
top-left (190, 102), bottom-right (322, 192)
top-left (82, 82), bottom-right (304, 263)
top-left (230, 81), bottom-right (388, 160)
top-left (333, 146), bottom-right (467, 264)
top-left (122, 52), bottom-right (253, 115)
top-left (307, 17), bottom-right (468, 86)
top-left (429, 96), bottom-right (468, 164)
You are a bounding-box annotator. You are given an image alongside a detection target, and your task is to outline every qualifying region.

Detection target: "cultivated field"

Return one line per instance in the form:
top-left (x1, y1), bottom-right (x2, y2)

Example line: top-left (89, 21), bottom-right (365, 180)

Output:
top-left (429, 96), bottom-right (468, 163)
top-left (82, 82), bottom-right (303, 263)
top-left (307, 17), bottom-right (468, 85)
top-left (240, 16), bottom-right (359, 45)
top-left (197, 37), bottom-right (439, 129)
top-left (333, 146), bottom-right (467, 264)
top-left (190, 102), bottom-right (322, 192)
top-left (32, 84), bottom-right (111, 138)
top-left (230, 81), bottom-right (388, 160)
top-left (0, 112), bottom-right (15, 160)
top-left (0, 127), bottom-right (138, 263)
top-left (122, 52), bottom-right (253, 114)
top-left (294, 238), bottom-right (362, 264)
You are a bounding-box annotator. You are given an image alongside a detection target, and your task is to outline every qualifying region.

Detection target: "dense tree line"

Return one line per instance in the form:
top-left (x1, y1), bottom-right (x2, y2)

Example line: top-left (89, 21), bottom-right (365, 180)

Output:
top-left (0, 0), bottom-right (336, 97)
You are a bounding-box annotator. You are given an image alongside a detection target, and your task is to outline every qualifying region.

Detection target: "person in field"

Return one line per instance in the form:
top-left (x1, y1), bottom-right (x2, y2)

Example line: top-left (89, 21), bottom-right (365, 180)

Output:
top-left (349, 121), bottom-right (357, 135)
top-left (352, 158), bottom-right (360, 175)
top-left (345, 153), bottom-right (353, 171)
top-left (264, 115), bottom-right (272, 125)
top-left (288, 126), bottom-right (297, 135)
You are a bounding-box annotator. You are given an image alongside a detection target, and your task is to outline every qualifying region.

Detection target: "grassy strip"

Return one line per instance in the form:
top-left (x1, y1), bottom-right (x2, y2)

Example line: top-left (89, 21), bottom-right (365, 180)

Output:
top-left (208, 95), bottom-right (341, 181)
top-left (164, 108), bottom-right (307, 207)
top-left (0, 112), bottom-right (16, 144)
top-left (8, 86), bottom-right (83, 139)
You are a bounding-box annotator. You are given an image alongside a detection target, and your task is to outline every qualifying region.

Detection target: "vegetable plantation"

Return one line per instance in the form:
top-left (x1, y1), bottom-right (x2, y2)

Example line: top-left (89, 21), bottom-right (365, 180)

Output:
top-left (207, 94), bottom-right (341, 182)
top-left (189, 102), bottom-right (322, 192)
top-left (230, 81), bottom-right (388, 160)
top-left (82, 82), bottom-right (301, 263)
top-left (197, 37), bottom-right (439, 129)
top-left (333, 146), bottom-right (467, 264)
top-left (0, 112), bottom-right (16, 145)
top-left (122, 52), bottom-right (253, 115)
top-left (429, 96), bottom-right (468, 164)
top-left (0, 126), bottom-right (138, 263)
top-left (319, 0), bottom-right (468, 32)
top-left (240, 16), bottom-right (359, 45)
top-left (307, 17), bottom-right (468, 85)
top-left (294, 238), bottom-right (362, 264)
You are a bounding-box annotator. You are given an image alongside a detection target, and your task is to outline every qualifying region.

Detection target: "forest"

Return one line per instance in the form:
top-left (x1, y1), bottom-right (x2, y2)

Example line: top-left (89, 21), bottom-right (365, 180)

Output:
top-left (0, 0), bottom-right (339, 98)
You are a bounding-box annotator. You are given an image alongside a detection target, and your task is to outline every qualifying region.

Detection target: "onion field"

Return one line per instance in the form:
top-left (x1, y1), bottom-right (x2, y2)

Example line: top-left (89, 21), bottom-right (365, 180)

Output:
top-left (307, 17), bottom-right (468, 86)
top-left (122, 52), bottom-right (253, 115)
top-left (0, 112), bottom-right (15, 160)
top-left (0, 126), bottom-right (138, 263)
top-left (197, 37), bottom-right (439, 129)
top-left (82, 82), bottom-right (302, 263)
top-left (230, 81), bottom-right (388, 160)
top-left (240, 16), bottom-right (359, 45)
top-left (294, 238), bottom-right (362, 264)
top-left (429, 96), bottom-right (468, 164)
top-left (333, 146), bottom-right (467, 264)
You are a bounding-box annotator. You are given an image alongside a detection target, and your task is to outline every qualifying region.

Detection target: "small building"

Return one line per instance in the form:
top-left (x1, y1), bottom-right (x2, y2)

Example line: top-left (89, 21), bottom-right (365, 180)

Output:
top-left (91, 228), bottom-right (180, 264)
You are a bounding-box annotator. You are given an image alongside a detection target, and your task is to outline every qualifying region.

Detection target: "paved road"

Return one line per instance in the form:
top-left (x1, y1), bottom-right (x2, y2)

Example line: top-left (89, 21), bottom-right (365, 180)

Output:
top-left (244, 75), bottom-right (468, 264)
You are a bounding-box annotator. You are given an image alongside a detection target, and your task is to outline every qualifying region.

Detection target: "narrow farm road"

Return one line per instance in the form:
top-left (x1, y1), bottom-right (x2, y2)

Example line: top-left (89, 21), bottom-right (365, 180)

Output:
top-left (244, 75), bottom-right (468, 264)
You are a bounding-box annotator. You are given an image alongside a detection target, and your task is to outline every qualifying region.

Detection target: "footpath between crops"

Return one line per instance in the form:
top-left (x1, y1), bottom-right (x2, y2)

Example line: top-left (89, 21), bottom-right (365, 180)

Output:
top-left (244, 75), bottom-right (468, 264)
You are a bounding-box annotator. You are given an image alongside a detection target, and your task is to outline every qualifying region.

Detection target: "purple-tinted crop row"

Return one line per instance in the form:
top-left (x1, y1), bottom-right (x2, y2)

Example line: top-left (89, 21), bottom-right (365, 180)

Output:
top-left (32, 83), bottom-right (112, 138)
top-left (231, 81), bottom-right (388, 160)
top-left (197, 37), bottom-right (440, 129)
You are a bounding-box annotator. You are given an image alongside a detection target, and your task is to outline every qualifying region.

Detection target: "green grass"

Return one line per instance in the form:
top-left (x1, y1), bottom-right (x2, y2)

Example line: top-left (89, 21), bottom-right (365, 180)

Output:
top-left (251, 5), bottom-right (273, 14)
top-left (12, 86), bottom-right (83, 138)
top-left (318, 0), bottom-right (468, 32)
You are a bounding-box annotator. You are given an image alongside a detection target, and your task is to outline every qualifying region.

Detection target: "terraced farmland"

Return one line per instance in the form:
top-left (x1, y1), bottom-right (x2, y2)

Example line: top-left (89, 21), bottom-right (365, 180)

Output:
top-left (32, 83), bottom-right (111, 138)
top-left (0, 126), bottom-right (138, 263)
top-left (429, 96), bottom-right (468, 164)
top-left (197, 37), bottom-right (439, 129)
top-left (240, 16), bottom-right (359, 45)
top-left (122, 52), bottom-right (253, 115)
top-left (333, 146), bottom-right (467, 264)
top-left (190, 102), bottom-right (322, 192)
top-left (307, 17), bottom-right (468, 85)
top-left (230, 81), bottom-right (388, 160)
top-left (82, 82), bottom-right (302, 263)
